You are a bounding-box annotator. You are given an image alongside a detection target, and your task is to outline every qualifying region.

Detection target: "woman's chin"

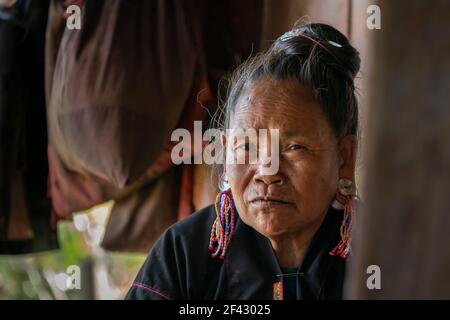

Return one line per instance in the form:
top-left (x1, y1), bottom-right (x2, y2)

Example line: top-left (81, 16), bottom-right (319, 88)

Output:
top-left (240, 208), bottom-right (301, 237)
top-left (254, 217), bottom-right (293, 238)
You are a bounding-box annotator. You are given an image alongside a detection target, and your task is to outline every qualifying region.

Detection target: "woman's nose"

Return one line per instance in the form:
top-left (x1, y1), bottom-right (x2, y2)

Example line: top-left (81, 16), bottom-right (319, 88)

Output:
top-left (253, 168), bottom-right (285, 186)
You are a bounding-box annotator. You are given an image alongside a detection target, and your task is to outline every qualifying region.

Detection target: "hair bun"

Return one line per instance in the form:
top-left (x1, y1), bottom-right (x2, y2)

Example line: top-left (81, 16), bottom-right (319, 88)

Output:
top-left (273, 23), bottom-right (361, 81)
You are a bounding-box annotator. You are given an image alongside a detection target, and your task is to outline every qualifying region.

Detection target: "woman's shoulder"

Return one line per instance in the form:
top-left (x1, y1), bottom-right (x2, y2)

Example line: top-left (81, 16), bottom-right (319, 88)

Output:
top-left (163, 204), bottom-right (216, 246)
top-left (126, 205), bottom-right (218, 300)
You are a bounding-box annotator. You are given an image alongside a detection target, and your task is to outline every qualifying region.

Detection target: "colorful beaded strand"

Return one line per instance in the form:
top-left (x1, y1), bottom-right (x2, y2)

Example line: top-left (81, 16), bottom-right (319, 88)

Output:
top-left (208, 190), bottom-right (236, 259)
top-left (329, 194), bottom-right (355, 259)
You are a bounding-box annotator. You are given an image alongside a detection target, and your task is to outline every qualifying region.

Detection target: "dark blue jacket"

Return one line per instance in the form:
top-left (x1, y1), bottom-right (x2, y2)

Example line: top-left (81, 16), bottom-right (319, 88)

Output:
top-left (127, 204), bottom-right (346, 300)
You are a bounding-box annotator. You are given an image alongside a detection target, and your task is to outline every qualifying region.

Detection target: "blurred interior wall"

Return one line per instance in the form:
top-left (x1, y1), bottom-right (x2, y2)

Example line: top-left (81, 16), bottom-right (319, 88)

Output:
top-left (345, 0), bottom-right (450, 299)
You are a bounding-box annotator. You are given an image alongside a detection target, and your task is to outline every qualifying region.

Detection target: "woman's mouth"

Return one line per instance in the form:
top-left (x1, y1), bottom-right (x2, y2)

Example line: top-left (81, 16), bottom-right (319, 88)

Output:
top-left (249, 196), bottom-right (292, 208)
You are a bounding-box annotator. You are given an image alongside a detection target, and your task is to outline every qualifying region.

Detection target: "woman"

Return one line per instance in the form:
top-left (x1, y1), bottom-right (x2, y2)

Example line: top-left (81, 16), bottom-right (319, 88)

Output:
top-left (126, 23), bottom-right (360, 300)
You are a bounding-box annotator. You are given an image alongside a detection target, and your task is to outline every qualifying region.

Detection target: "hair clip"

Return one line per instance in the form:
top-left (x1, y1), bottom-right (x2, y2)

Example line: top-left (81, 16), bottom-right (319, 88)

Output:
top-left (328, 40), bottom-right (343, 48)
top-left (277, 29), bottom-right (340, 61)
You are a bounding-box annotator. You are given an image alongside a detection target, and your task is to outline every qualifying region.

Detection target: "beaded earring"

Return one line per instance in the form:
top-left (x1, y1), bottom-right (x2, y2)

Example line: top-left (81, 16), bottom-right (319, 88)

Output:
top-left (330, 178), bottom-right (358, 259)
top-left (208, 174), bottom-right (236, 259)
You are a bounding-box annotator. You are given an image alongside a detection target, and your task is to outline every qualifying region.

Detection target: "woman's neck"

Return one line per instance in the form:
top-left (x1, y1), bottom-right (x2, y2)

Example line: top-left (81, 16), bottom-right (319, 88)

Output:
top-left (269, 218), bottom-right (324, 268)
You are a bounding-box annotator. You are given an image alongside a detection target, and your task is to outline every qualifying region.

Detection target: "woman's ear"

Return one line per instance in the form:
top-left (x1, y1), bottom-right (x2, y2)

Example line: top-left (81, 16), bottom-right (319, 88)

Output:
top-left (338, 135), bottom-right (358, 181)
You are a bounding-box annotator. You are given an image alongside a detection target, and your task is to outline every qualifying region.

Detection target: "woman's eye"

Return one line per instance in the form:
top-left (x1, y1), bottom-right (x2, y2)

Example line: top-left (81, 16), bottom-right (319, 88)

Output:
top-left (287, 144), bottom-right (304, 151)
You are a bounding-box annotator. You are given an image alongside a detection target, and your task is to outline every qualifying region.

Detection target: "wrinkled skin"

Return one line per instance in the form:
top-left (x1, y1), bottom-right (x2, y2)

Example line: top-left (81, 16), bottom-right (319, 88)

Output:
top-left (225, 77), bottom-right (357, 267)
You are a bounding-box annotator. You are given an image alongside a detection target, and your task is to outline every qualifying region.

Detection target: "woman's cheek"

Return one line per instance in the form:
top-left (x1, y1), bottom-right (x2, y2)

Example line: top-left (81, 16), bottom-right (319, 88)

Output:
top-left (289, 156), bottom-right (338, 206)
top-left (226, 164), bottom-right (250, 212)
top-left (225, 164), bottom-right (239, 190)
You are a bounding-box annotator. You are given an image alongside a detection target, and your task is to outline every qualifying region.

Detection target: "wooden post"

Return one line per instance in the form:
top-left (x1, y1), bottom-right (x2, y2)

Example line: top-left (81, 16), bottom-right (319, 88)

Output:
top-left (345, 0), bottom-right (450, 299)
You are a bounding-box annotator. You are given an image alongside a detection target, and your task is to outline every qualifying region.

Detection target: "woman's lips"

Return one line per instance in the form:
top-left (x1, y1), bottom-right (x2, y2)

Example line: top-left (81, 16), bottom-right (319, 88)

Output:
top-left (249, 196), bottom-right (292, 208)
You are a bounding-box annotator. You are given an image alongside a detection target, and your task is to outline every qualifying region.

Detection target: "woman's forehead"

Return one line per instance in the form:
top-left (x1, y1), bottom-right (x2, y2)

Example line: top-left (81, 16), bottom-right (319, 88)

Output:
top-left (230, 78), bottom-right (329, 133)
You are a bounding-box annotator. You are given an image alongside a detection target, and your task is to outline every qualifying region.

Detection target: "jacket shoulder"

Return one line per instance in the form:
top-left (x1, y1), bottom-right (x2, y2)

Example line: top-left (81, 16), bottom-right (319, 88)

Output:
top-left (168, 204), bottom-right (216, 243)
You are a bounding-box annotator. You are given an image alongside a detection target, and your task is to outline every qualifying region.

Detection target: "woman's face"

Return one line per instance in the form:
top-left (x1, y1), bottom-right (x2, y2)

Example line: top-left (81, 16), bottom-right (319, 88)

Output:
top-left (225, 77), bottom-right (356, 240)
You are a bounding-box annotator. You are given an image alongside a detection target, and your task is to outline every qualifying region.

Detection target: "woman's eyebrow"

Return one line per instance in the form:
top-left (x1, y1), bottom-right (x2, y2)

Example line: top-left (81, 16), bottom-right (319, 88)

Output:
top-left (283, 130), bottom-right (305, 138)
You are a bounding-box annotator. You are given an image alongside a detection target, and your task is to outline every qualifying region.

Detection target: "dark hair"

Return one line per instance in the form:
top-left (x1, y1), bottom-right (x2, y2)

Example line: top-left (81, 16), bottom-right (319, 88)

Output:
top-left (214, 23), bottom-right (361, 140)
